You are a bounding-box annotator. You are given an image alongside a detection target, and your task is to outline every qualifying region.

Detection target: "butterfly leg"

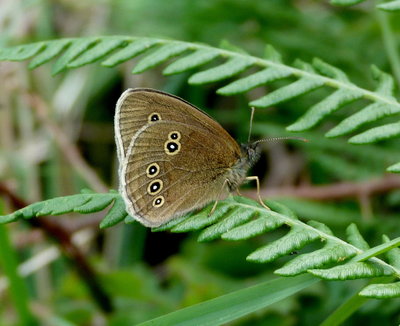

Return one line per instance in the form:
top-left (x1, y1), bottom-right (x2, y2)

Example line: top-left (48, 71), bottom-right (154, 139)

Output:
top-left (245, 176), bottom-right (270, 210)
top-left (209, 179), bottom-right (230, 216)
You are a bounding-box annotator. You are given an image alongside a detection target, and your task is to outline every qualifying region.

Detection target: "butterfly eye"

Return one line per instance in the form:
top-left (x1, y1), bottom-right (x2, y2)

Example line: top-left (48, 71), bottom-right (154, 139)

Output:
top-left (148, 112), bottom-right (161, 122)
top-left (146, 163), bottom-right (160, 178)
top-left (164, 141), bottom-right (180, 155)
top-left (153, 196), bottom-right (164, 208)
top-left (147, 179), bottom-right (163, 195)
top-left (168, 131), bottom-right (181, 141)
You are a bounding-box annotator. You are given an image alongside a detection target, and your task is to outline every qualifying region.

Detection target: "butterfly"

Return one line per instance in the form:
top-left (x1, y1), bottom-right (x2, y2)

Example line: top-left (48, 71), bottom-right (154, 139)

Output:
top-left (115, 88), bottom-right (263, 227)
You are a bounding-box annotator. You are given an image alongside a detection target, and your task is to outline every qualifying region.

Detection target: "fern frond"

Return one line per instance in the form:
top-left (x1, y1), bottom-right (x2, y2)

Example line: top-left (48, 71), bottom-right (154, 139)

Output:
top-left (387, 162), bottom-right (400, 173)
top-left (309, 261), bottom-right (394, 280)
top-left (67, 38), bottom-right (129, 68)
top-left (246, 227), bottom-right (320, 263)
top-left (156, 196), bottom-right (400, 295)
top-left (383, 235), bottom-right (400, 269)
top-left (0, 190), bottom-right (128, 229)
top-left (250, 75), bottom-right (325, 108)
top-left (163, 48), bottom-right (220, 75)
top-left (275, 243), bottom-right (357, 276)
top-left (331, 0), bottom-right (400, 12)
top-left (189, 57), bottom-right (255, 84)
top-left (349, 121), bottom-right (400, 144)
top-left (132, 43), bottom-right (192, 74)
top-left (52, 38), bottom-right (100, 74)
top-left (102, 38), bottom-right (160, 67)
top-left (1, 35), bottom-right (400, 171)
top-left (330, 0), bottom-right (364, 6)
top-left (377, 0), bottom-right (400, 11)
top-left (346, 223), bottom-right (370, 251)
top-left (358, 235), bottom-right (400, 298)
top-left (217, 66), bottom-right (292, 95)
top-left (360, 282), bottom-right (400, 298)
top-left (28, 39), bottom-right (71, 69)
top-left (2, 192), bottom-right (400, 298)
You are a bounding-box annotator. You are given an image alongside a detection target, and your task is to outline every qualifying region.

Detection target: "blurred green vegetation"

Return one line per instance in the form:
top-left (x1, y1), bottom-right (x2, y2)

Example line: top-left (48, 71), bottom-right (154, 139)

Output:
top-left (1, 0), bottom-right (400, 325)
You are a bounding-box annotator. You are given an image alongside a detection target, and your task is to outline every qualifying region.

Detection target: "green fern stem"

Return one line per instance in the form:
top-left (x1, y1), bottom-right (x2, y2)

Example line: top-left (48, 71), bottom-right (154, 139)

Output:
top-left (0, 224), bottom-right (38, 325)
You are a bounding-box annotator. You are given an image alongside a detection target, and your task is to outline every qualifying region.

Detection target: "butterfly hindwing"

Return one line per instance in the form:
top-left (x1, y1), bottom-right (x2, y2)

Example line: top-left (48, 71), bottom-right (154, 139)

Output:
top-left (121, 120), bottom-right (240, 227)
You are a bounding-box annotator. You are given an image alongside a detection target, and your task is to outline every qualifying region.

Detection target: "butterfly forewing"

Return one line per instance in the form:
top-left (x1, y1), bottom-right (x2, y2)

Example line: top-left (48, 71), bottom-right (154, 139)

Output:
top-left (115, 88), bottom-right (239, 161)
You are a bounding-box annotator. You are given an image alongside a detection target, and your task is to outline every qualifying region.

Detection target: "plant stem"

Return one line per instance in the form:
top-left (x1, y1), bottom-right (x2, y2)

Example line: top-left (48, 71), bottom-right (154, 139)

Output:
top-left (320, 289), bottom-right (368, 326)
top-left (376, 9), bottom-right (400, 89)
top-left (244, 174), bottom-right (400, 200)
top-left (0, 220), bottom-right (37, 325)
top-left (321, 276), bottom-right (393, 326)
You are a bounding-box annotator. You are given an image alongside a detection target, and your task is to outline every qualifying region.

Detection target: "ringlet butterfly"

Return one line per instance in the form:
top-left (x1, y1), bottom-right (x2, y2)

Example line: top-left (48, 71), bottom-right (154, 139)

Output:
top-left (115, 88), bottom-right (266, 227)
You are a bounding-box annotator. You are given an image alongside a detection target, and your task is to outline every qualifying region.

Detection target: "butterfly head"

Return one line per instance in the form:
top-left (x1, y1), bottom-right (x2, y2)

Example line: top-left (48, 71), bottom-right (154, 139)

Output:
top-left (240, 141), bottom-right (261, 168)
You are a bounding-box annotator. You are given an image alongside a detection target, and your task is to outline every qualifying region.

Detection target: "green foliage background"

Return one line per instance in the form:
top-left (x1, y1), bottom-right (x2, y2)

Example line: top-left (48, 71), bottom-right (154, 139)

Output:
top-left (0, 0), bottom-right (400, 325)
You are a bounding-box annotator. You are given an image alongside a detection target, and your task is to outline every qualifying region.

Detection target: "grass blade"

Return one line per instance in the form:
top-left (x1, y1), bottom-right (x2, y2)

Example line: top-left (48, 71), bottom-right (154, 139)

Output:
top-left (0, 222), bottom-right (37, 325)
top-left (137, 274), bottom-right (318, 326)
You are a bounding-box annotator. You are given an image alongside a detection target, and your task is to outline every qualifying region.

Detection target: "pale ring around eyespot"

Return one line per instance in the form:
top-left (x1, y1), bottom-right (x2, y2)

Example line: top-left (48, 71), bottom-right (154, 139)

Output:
top-left (164, 140), bottom-right (180, 156)
top-left (147, 179), bottom-right (163, 195)
top-left (168, 131), bottom-right (181, 141)
top-left (146, 163), bottom-right (160, 178)
top-left (148, 112), bottom-right (161, 123)
top-left (153, 195), bottom-right (165, 208)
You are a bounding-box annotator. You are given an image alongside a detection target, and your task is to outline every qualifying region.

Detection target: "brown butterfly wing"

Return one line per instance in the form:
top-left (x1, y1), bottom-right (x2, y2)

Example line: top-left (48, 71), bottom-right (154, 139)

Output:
top-left (115, 88), bottom-right (237, 161)
top-left (120, 120), bottom-right (241, 227)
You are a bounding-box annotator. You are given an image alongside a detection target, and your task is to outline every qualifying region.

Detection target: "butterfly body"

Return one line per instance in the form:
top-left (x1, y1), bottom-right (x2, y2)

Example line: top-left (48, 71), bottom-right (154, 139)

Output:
top-left (115, 88), bottom-right (260, 227)
top-left (225, 143), bottom-right (261, 191)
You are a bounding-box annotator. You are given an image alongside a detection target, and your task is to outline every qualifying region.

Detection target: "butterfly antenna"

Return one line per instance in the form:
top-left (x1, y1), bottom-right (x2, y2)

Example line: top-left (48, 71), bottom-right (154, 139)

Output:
top-left (254, 136), bottom-right (309, 145)
top-left (248, 107), bottom-right (255, 143)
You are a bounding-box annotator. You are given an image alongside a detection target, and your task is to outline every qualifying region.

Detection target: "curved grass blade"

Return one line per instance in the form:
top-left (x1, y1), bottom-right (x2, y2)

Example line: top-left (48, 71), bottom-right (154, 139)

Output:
top-left (0, 222), bottom-right (37, 325)
top-left (137, 274), bottom-right (318, 326)
top-left (320, 289), bottom-right (369, 326)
